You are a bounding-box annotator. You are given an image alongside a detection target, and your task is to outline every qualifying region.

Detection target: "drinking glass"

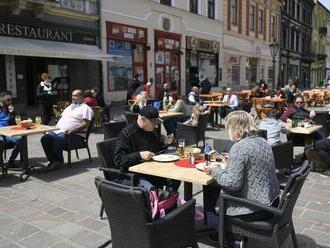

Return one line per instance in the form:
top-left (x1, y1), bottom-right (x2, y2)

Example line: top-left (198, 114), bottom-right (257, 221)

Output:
top-left (15, 115), bottom-right (21, 126)
top-left (177, 139), bottom-right (185, 158)
top-left (35, 116), bottom-right (42, 127)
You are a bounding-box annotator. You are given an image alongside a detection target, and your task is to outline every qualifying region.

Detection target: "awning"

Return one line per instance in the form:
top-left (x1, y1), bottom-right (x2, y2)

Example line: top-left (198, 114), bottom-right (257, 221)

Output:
top-left (0, 36), bottom-right (119, 61)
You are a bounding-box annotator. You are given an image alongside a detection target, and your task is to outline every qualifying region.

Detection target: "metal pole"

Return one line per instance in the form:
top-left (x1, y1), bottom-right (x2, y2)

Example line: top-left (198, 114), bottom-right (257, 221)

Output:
top-left (273, 58), bottom-right (276, 89)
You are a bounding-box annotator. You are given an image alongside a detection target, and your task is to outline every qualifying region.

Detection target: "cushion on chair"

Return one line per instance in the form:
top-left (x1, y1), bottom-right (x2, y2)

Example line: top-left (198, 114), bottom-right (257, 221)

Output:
top-left (226, 215), bottom-right (274, 232)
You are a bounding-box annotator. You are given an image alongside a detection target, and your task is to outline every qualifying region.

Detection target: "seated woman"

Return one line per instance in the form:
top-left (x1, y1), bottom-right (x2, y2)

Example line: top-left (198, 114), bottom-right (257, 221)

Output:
top-left (207, 111), bottom-right (280, 245)
top-left (130, 92), bottom-right (147, 113)
top-left (187, 86), bottom-right (200, 105)
top-left (163, 92), bottom-right (190, 135)
top-left (183, 102), bottom-right (209, 126)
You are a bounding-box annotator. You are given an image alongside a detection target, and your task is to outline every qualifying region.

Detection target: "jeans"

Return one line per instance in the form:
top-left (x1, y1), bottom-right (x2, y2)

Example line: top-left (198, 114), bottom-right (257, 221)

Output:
top-left (0, 136), bottom-right (22, 162)
top-left (41, 132), bottom-right (83, 163)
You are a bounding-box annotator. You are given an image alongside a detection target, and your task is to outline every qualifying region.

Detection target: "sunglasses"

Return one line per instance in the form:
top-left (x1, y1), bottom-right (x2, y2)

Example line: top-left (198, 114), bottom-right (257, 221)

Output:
top-left (295, 102), bottom-right (303, 104)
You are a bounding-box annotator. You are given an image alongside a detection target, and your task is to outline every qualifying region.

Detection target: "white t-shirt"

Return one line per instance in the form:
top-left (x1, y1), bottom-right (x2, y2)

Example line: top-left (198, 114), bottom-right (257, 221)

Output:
top-left (56, 103), bottom-right (93, 132)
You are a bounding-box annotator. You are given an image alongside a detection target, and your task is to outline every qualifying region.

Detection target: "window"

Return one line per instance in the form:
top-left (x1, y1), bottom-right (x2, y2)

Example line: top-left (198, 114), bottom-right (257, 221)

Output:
top-left (271, 15), bottom-right (276, 38)
top-left (296, 32), bottom-right (299, 52)
top-left (190, 0), bottom-right (198, 14)
top-left (282, 27), bottom-right (287, 48)
top-left (249, 5), bottom-right (255, 31)
top-left (291, 29), bottom-right (295, 50)
top-left (296, 3), bottom-right (300, 21)
top-left (208, 0), bottom-right (215, 19)
top-left (258, 9), bottom-right (263, 34)
top-left (231, 0), bottom-right (238, 25)
top-left (291, 0), bottom-right (295, 17)
top-left (160, 0), bottom-right (171, 6)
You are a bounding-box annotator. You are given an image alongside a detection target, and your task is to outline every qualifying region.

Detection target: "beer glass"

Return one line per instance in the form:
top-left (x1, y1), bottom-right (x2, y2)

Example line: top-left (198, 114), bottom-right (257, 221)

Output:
top-left (177, 139), bottom-right (185, 158)
top-left (15, 115), bottom-right (21, 126)
top-left (35, 116), bottom-right (42, 127)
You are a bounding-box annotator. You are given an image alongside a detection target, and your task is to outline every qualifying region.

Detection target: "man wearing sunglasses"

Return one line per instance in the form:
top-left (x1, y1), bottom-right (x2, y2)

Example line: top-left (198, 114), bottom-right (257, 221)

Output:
top-left (281, 96), bottom-right (315, 122)
top-left (0, 91), bottom-right (22, 168)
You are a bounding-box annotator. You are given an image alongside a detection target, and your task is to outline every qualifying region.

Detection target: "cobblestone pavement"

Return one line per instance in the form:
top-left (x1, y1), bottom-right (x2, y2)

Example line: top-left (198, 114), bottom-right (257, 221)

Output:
top-left (0, 119), bottom-right (330, 247)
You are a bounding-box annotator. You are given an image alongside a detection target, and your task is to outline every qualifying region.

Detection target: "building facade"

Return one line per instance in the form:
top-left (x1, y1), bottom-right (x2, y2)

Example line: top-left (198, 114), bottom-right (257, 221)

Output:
top-left (222, 0), bottom-right (283, 90)
top-left (327, 11), bottom-right (330, 80)
top-left (279, 0), bottom-right (314, 89)
top-left (0, 0), bottom-right (105, 107)
top-left (101, 0), bottom-right (224, 101)
top-left (311, 1), bottom-right (329, 87)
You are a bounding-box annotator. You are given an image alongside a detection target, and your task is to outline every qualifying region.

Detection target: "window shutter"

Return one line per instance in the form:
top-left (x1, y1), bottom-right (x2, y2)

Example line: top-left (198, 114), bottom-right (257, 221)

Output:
top-left (238, 0), bottom-right (242, 33)
top-left (255, 3), bottom-right (258, 38)
top-left (227, 0), bottom-right (231, 31)
top-left (263, 8), bottom-right (266, 40)
top-left (246, 0), bottom-right (250, 36)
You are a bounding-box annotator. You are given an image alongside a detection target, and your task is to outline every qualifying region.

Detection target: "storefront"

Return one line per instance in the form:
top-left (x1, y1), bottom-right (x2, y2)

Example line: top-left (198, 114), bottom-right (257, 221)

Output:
top-left (186, 36), bottom-right (219, 92)
top-left (0, 17), bottom-right (106, 106)
top-left (154, 30), bottom-right (181, 97)
top-left (106, 22), bottom-right (147, 92)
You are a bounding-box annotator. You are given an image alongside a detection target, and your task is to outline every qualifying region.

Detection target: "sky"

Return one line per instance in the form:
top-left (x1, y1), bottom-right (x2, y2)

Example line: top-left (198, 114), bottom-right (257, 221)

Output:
top-left (319, 0), bottom-right (330, 10)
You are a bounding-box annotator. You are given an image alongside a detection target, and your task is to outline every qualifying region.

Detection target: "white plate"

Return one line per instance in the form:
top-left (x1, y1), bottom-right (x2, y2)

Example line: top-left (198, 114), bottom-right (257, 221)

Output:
top-left (152, 154), bottom-right (180, 162)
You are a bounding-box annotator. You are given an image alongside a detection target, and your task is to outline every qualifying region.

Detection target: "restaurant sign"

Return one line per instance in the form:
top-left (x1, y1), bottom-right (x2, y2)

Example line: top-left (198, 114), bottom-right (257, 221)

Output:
top-left (107, 22), bottom-right (147, 43)
top-left (0, 20), bottom-right (97, 45)
top-left (186, 36), bottom-right (220, 53)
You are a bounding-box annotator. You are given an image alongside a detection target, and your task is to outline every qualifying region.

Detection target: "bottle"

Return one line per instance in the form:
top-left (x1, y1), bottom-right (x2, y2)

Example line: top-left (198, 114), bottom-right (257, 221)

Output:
top-left (189, 152), bottom-right (195, 165)
top-left (204, 144), bottom-right (211, 165)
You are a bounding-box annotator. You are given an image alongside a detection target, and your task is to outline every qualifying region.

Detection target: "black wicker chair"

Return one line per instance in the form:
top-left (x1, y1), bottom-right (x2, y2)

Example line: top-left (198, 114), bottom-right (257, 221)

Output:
top-left (218, 163), bottom-right (311, 248)
top-left (95, 177), bottom-right (198, 248)
top-left (96, 138), bottom-right (136, 218)
top-left (272, 141), bottom-right (293, 174)
top-left (177, 113), bottom-right (209, 148)
top-left (103, 121), bottom-right (126, 140)
top-left (313, 111), bottom-right (330, 138)
top-left (64, 121), bottom-right (93, 167)
top-left (125, 112), bottom-right (139, 124)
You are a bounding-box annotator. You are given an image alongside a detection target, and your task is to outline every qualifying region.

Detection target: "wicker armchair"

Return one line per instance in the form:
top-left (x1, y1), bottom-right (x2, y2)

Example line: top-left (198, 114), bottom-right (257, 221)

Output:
top-left (177, 113), bottom-right (209, 148)
top-left (313, 111), bottom-right (330, 138)
top-left (95, 178), bottom-right (198, 248)
top-left (103, 121), bottom-right (126, 140)
top-left (63, 120), bottom-right (93, 167)
top-left (96, 138), bottom-right (136, 218)
top-left (218, 163), bottom-right (310, 248)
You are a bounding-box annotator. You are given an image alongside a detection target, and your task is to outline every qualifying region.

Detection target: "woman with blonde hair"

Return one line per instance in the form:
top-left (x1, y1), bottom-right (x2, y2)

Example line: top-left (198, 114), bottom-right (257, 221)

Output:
top-left (206, 110), bottom-right (280, 246)
top-left (130, 93), bottom-right (147, 113)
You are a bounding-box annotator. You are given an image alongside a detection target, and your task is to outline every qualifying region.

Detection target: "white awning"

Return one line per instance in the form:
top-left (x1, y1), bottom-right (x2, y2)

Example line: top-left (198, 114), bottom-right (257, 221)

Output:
top-left (0, 36), bottom-right (119, 61)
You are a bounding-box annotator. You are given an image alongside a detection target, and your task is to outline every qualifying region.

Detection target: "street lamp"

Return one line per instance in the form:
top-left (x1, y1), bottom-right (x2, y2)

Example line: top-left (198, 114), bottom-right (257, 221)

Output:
top-left (269, 39), bottom-right (279, 89)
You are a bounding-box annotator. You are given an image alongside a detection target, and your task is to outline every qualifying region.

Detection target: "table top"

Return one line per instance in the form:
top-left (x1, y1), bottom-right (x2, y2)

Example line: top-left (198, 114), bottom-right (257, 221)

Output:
top-left (129, 161), bottom-right (213, 185)
top-left (0, 125), bottom-right (59, 137)
top-left (159, 111), bottom-right (183, 118)
top-left (287, 125), bottom-right (322, 135)
top-left (205, 101), bottom-right (227, 107)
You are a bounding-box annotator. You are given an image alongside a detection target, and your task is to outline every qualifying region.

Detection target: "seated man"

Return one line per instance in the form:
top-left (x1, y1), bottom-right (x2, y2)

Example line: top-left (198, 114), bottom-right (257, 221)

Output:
top-left (222, 88), bottom-right (238, 111)
top-left (306, 137), bottom-right (330, 171)
top-left (114, 105), bottom-right (179, 190)
top-left (41, 89), bottom-right (93, 169)
top-left (281, 96), bottom-right (322, 141)
top-left (0, 91), bottom-right (22, 167)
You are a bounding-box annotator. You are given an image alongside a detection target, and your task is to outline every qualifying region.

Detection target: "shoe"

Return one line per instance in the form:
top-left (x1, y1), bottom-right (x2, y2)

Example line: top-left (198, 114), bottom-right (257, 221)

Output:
top-left (233, 240), bottom-right (245, 248)
top-left (47, 161), bottom-right (62, 170)
top-left (306, 149), bottom-right (328, 171)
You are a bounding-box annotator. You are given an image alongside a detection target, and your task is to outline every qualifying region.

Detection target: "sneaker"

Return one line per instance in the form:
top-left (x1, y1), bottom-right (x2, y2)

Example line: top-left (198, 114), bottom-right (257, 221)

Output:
top-left (306, 149), bottom-right (328, 171)
top-left (47, 161), bottom-right (62, 170)
top-left (234, 240), bottom-right (245, 248)
top-left (8, 160), bottom-right (18, 168)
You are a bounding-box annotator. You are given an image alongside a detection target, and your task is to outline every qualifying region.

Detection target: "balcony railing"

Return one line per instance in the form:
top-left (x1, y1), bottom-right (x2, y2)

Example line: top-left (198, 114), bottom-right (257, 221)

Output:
top-left (27, 0), bottom-right (98, 14)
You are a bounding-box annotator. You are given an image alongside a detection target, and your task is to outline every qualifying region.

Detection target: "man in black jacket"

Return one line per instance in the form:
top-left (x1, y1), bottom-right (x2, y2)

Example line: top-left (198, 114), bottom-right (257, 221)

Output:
top-left (114, 105), bottom-right (179, 189)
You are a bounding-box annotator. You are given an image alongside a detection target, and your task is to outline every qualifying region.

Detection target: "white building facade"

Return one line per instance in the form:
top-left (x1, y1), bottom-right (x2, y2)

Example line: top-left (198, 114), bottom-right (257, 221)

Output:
top-left (101, 0), bottom-right (224, 101)
top-left (223, 0), bottom-right (283, 90)
top-left (326, 13), bottom-right (330, 80)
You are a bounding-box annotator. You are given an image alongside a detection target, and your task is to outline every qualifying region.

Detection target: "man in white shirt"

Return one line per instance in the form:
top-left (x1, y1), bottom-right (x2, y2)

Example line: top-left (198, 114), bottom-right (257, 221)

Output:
top-left (222, 88), bottom-right (239, 112)
top-left (41, 89), bottom-right (93, 169)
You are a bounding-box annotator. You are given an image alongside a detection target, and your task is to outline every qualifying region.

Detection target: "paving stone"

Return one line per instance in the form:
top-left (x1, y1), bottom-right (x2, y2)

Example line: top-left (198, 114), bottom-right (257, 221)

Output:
top-left (50, 242), bottom-right (82, 248)
top-left (58, 211), bottom-right (86, 223)
top-left (306, 202), bottom-right (330, 213)
top-left (48, 222), bottom-right (87, 240)
top-left (18, 231), bottom-right (59, 248)
top-left (21, 213), bottom-right (63, 230)
top-left (47, 207), bottom-right (70, 217)
top-left (77, 217), bottom-right (107, 231)
top-left (0, 213), bottom-right (17, 228)
top-left (74, 232), bottom-right (109, 248)
top-left (0, 238), bottom-right (21, 248)
top-left (301, 210), bottom-right (330, 225)
top-left (0, 222), bottom-right (39, 241)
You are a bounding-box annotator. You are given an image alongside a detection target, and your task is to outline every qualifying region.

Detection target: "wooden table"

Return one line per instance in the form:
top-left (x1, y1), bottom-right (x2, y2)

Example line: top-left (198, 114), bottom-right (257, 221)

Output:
top-left (200, 93), bottom-right (223, 101)
top-left (204, 102), bottom-right (227, 129)
top-left (129, 161), bottom-right (213, 200)
top-left (159, 111), bottom-right (183, 119)
top-left (0, 124), bottom-right (59, 180)
top-left (287, 125), bottom-right (322, 135)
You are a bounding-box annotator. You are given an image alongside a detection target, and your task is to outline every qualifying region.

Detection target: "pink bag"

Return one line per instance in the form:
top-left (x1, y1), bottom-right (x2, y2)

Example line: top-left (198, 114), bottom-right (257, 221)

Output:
top-left (150, 190), bottom-right (179, 219)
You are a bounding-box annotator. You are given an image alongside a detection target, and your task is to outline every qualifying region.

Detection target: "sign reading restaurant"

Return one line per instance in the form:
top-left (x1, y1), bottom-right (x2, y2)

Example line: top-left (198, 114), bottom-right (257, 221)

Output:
top-left (0, 19), bottom-right (97, 45)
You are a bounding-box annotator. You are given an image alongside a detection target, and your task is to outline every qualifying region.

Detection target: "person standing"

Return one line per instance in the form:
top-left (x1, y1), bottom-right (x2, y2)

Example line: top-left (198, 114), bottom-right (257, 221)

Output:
top-left (37, 73), bottom-right (56, 125)
top-left (200, 75), bottom-right (211, 94)
top-left (127, 73), bottom-right (142, 100)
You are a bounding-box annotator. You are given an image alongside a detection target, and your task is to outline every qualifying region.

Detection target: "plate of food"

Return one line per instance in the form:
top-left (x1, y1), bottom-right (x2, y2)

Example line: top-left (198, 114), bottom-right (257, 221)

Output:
top-left (152, 154), bottom-right (180, 162)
